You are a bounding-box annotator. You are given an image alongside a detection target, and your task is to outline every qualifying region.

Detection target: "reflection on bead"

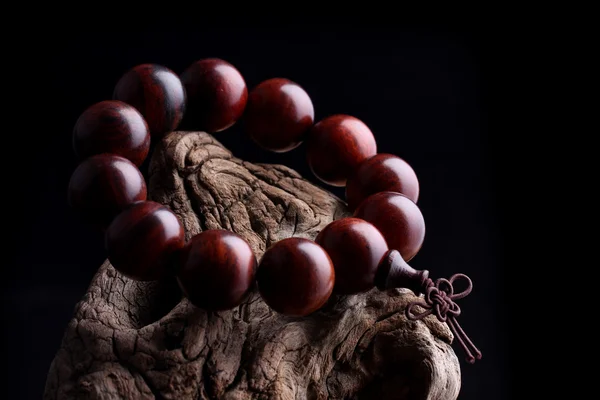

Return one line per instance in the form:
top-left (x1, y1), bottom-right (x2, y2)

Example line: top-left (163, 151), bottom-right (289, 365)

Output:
top-left (316, 218), bottom-right (389, 294)
top-left (256, 237), bottom-right (334, 316)
top-left (68, 154), bottom-right (147, 229)
top-left (354, 192), bottom-right (425, 262)
top-left (180, 58), bottom-right (247, 132)
top-left (73, 100), bottom-right (150, 166)
top-left (113, 64), bottom-right (186, 138)
top-left (306, 114), bottom-right (377, 186)
top-left (105, 201), bottom-right (185, 281)
top-left (244, 78), bottom-right (314, 152)
top-left (177, 230), bottom-right (257, 311)
top-left (346, 153), bottom-right (419, 210)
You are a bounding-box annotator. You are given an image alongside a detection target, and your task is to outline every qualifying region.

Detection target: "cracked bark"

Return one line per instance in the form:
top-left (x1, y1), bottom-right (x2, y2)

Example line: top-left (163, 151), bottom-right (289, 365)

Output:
top-left (44, 131), bottom-right (461, 400)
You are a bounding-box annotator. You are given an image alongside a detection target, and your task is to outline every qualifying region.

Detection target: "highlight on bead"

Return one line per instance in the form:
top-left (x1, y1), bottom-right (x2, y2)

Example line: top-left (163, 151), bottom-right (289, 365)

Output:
top-left (354, 191), bottom-right (425, 262)
top-left (256, 237), bottom-right (335, 317)
top-left (244, 78), bottom-right (314, 152)
top-left (315, 217), bottom-right (388, 294)
top-left (180, 58), bottom-right (247, 132)
top-left (177, 229), bottom-right (257, 311)
top-left (67, 153), bottom-right (147, 229)
top-left (105, 201), bottom-right (185, 281)
top-left (346, 153), bottom-right (420, 210)
top-left (113, 63), bottom-right (186, 138)
top-left (72, 100), bottom-right (151, 166)
top-left (306, 114), bottom-right (377, 187)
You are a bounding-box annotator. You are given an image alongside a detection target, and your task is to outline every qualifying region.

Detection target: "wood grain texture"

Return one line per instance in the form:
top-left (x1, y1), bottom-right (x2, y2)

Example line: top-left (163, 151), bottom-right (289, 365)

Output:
top-left (45, 131), bottom-right (461, 400)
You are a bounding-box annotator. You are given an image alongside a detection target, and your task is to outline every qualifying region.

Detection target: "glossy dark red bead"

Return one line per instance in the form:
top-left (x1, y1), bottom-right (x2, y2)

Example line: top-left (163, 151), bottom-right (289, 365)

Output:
top-left (256, 237), bottom-right (334, 317)
top-left (68, 154), bottom-right (147, 229)
top-left (315, 217), bottom-right (389, 294)
top-left (105, 201), bottom-right (185, 281)
top-left (346, 153), bottom-right (420, 210)
top-left (177, 230), bottom-right (257, 311)
top-left (180, 58), bottom-right (247, 132)
top-left (306, 115), bottom-right (377, 187)
top-left (113, 64), bottom-right (186, 138)
top-left (353, 192), bottom-right (425, 262)
top-left (72, 100), bottom-right (150, 166)
top-left (244, 78), bottom-right (314, 152)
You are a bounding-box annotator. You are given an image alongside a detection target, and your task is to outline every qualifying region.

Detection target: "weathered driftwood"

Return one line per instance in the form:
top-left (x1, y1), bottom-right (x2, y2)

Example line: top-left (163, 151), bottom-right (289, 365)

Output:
top-left (44, 132), bottom-right (461, 400)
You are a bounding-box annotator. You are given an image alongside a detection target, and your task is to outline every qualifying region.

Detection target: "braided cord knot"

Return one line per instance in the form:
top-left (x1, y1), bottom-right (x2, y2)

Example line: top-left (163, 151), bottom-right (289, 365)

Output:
top-left (406, 273), bottom-right (482, 364)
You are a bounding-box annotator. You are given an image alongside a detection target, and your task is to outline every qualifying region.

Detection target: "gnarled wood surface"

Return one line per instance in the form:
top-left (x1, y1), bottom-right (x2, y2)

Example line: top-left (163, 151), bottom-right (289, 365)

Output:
top-left (44, 132), bottom-right (461, 400)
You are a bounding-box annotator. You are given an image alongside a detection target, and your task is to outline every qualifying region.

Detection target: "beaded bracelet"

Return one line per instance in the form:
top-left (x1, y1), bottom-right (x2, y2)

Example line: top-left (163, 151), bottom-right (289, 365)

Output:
top-left (68, 59), bottom-right (482, 364)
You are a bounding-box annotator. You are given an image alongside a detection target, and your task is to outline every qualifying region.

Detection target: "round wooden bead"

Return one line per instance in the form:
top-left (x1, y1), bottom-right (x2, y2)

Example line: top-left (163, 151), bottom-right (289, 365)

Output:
top-left (177, 230), bottom-right (257, 311)
top-left (346, 153), bottom-right (420, 210)
top-left (180, 58), bottom-right (247, 132)
top-left (306, 115), bottom-right (377, 186)
top-left (315, 218), bottom-right (388, 294)
top-left (256, 237), bottom-right (334, 317)
top-left (72, 100), bottom-right (150, 166)
top-left (113, 64), bottom-right (186, 138)
top-left (244, 78), bottom-right (314, 152)
top-left (353, 192), bottom-right (425, 262)
top-left (68, 154), bottom-right (147, 229)
top-left (105, 201), bottom-right (185, 281)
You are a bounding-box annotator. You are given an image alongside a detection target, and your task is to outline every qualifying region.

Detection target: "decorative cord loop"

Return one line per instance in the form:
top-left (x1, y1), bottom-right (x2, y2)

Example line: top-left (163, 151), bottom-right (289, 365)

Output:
top-left (406, 273), bottom-right (482, 364)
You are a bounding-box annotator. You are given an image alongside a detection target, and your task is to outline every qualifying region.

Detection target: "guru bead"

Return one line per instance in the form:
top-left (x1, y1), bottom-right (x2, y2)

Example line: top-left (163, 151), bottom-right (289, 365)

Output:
top-left (180, 58), bottom-right (247, 132)
top-left (72, 100), bottom-right (150, 166)
top-left (374, 249), bottom-right (429, 295)
top-left (345, 153), bottom-right (420, 210)
top-left (244, 78), bottom-right (314, 152)
top-left (315, 218), bottom-right (389, 294)
top-left (105, 201), bottom-right (185, 281)
top-left (306, 114), bottom-right (377, 187)
top-left (354, 191), bottom-right (425, 262)
top-left (256, 237), bottom-right (335, 317)
top-left (67, 154), bottom-right (147, 229)
top-left (177, 230), bottom-right (257, 311)
top-left (113, 64), bottom-right (186, 138)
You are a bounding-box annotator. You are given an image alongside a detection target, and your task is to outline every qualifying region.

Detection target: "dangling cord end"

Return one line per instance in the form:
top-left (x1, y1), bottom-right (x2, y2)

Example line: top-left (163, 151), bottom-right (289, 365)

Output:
top-left (406, 273), bottom-right (482, 364)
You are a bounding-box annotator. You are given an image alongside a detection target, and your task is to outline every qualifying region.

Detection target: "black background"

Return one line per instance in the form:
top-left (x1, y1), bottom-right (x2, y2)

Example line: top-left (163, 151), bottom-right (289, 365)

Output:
top-left (4, 22), bottom-right (510, 399)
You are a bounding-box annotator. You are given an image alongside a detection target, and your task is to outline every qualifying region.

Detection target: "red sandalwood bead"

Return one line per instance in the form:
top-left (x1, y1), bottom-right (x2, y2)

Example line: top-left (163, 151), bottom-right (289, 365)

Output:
top-left (244, 78), bottom-right (314, 152)
top-left (105, 201), bottom-right (185, 281)
top-left (113, 64), bottom-right (186, 138)
top-left (180, 58), bottom-right (247, 132)
top-left (68, 154), bottom-right (147, 229)
top-left (346, 153), bottom-right (420, 210)
top-left (72, 100), bottom-right (150, 166)
top-left (354, 192), bottom-right (425, 262)
top-left (177, 230), bottom-right (257, 311)
top-left (256, 237), bottom-right (334, 317)
top-left (306, 115), bottom-right (377, 186)
top-left (315, 218), bottom-right (389, 294)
